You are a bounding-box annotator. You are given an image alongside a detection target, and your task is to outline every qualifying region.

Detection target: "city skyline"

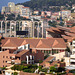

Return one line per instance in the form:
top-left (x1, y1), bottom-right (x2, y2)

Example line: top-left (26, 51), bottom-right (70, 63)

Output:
top-left (0, 0), bottom-right (29, 10)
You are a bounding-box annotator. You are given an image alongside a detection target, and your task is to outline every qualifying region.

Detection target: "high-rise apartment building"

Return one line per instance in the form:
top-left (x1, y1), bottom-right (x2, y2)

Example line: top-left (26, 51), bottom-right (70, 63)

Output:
top-left (1, 6), bottom-right (10, 14)
top-left (8, 2), bottom-right (15, 13)
top-left (20, 7), bottom-right (30, 18)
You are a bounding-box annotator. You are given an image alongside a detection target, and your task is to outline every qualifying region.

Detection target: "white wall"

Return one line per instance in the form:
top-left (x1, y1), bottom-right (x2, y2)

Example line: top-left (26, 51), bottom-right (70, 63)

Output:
top-left (52, 52), bottom-right (65, 61)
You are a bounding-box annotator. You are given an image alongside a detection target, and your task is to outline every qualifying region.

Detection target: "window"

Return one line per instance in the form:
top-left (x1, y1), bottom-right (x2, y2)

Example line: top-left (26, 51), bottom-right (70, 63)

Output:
top-left (46, 51), bottom-right (48, 53)
top-left (6, 56), bottom-right (8, 58)
top-left (37, 51), bottom-right (38, 53)
top-left (70, 42), bottom-right (72, 45)
top-left (49, 51), bottom-right (51, 53)
top-left (44, 50), bottom-right (45, 53)
top-left (3, 56), bottom-right (5, 58)
top-left (10, 56), bottom-right (12, 59)
top-left (3, 61), bottom-right (4, 63)
top-left (3, 65), bottom-right (4, 67)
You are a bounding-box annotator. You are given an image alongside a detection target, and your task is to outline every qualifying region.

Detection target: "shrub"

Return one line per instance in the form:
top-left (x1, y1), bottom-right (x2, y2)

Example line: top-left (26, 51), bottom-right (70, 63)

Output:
top-left (32, 65), bottom-right (38, 69)
top-left (1, 67), bottom-right (6, 70)
top-left (39, 60), bottom-right (43, 63)
top-left (38, 66), bottom-right (42, 70)
top-left (50, 66), bottom-right (57, 72)
top-left (11, 64), bottom-right (37, 73)
top-left (23, 66), bottom-right (28, 69)
top-left (41, 68), bottom-right (48, 73)
top-left (23, 69), bottom-right (32, 73)
top-left (21, 61), bottom-right (27, 64)
top-left (13, 72), bottom-right (18, 75)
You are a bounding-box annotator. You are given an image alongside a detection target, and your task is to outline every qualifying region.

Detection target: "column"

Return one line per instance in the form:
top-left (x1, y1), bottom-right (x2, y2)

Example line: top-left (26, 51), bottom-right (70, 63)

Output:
top-left (1, 21), bottom-right (3, 33)
top-left (5, 21), bottom-right (7, 37)
top-left (10, 21), bottom-right (11, 37)
top-left (37, 22), bottom-right (39, 38)
top-left (42, 21), bottom-right (44, 38)
top-left (26, 55), bottom-right (29, 64)
top-left (28, 26), bottom-right (30, 38)
top-left (14, 21), bottom-right (16, 37)
top-left (33, 22), bottom-right (34, 38)
top-left (19, 21), bottom-right (20, 31)
top-left (33, 56), bottom-right (34, 64)
top-left (30, 55), bottom-right (32, 64)
top-left (51, 50), bottom-right (53, 55)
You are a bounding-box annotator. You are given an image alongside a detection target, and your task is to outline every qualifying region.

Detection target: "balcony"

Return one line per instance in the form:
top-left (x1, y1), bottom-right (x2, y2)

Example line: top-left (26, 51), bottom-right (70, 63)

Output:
top-left (12, 60), bottom-right (15, 62)
top-left (7, 61), bottom-right (11, 64)
top-left (72, 44), bottom-right (75, 46)
top-left (70, 59), bottom-right (75, 62)
top-left (70, 65), bottom-right (75, 67)
top-left (70, 54), bottom-right (75, 58)
top-left (72, 49), bottom-right (75, 52)
top-left (73, 41), bottom-right (75, 43)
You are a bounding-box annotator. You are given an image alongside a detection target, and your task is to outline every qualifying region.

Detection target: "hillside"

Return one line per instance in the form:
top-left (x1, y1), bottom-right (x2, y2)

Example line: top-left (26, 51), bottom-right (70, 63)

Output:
top-left (18, 0), bottom-right (75, 10)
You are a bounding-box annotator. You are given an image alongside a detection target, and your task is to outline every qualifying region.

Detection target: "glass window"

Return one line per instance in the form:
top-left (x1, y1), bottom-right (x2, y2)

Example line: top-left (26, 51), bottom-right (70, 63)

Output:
top-left (3, 61), bottom-right (4, 63)
top-left (49, 50), bottom-right (51, 53)
top-left (3, 56), bottom-right (5, 58)
top-left (44, 50), bottom-right (45, 53)
top-left (6, 56), bottom-right (8, 58)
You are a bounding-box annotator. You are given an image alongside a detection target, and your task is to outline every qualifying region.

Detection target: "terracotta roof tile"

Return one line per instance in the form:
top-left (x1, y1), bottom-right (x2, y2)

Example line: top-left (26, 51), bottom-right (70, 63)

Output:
top-left (1, 37), bottom-right (66, 49)
top-left (20, 71), bottom-right (39, 75)
top-left (3, 39), bottom-right (18, 47)
top-left (16, 49), bottom-right (29, 57)
top-left (40, 56), bottom-right (55, 65)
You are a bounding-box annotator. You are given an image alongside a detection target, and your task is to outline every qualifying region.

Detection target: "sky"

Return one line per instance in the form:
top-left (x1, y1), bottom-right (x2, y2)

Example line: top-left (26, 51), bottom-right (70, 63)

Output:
top-left (0, 0), bottom-right (29, 10)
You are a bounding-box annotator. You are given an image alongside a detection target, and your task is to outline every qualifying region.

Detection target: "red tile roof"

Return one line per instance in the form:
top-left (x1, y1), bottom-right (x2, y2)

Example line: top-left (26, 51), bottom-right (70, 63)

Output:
top-left (40, 56), bottom-right (55, 65)
top-left (1, 37), bottom-right (66, 49)
top-left (16, 49), bottom-right (29, 57)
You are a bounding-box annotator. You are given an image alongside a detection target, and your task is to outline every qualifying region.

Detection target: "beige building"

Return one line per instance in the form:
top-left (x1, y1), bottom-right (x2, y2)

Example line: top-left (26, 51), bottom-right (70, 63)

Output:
top-left (0, 50), bottom-right (19, 67)
top-left (34, 10), bottom-right (39, 15)
top-left (8, 2), bottom-right (15, 13)
top-left (59, 10), bottom-right (71, 19)
top-left (1, 6), bottom-right (10, 14)
top-left (20, 7), bottom-right (30, 18)
top-left (1, 2), bottom-right (25, 15)
top-left (15, 5), bottom-right (24, 14)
